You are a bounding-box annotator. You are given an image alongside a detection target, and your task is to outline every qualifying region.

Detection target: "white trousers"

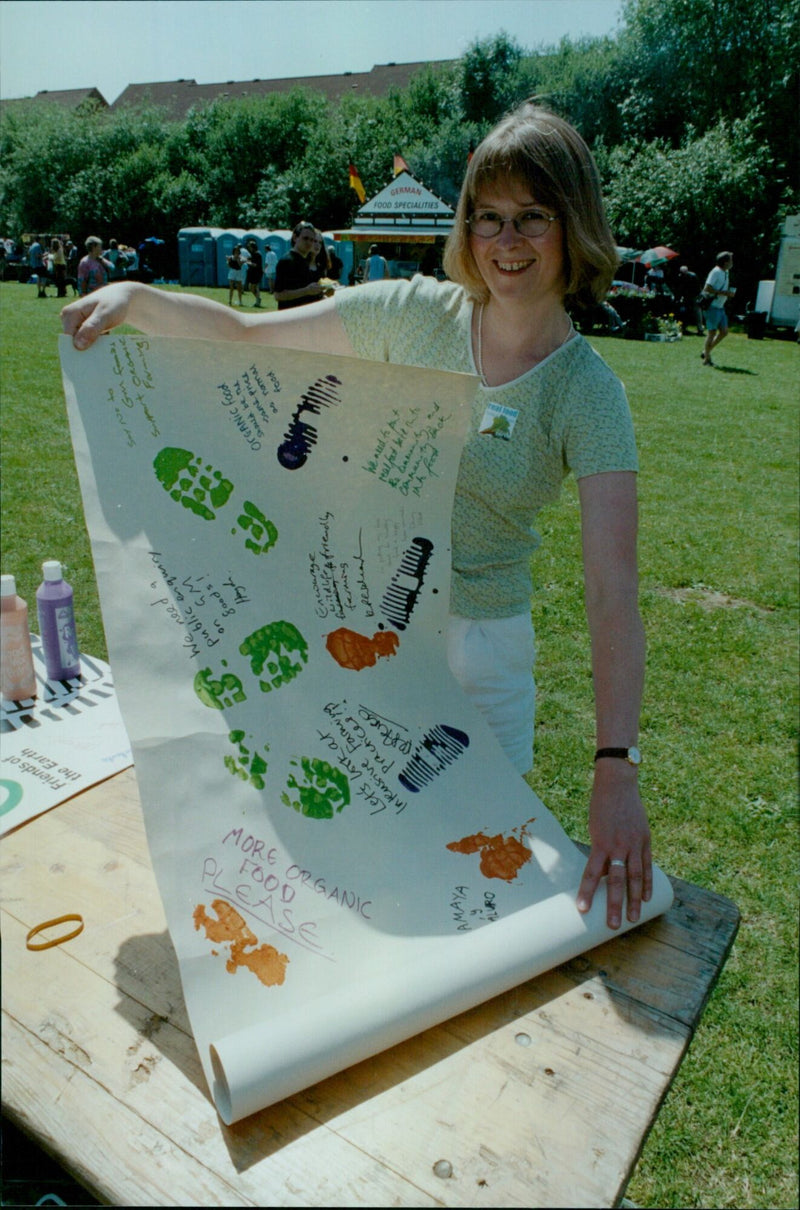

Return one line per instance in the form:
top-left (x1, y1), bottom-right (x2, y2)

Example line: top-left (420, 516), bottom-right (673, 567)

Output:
top-left (446, 613), bottom-right (536, 775)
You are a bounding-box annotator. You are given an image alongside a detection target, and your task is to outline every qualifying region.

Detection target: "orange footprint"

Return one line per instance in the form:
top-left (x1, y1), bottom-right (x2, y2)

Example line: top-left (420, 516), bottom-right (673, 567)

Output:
top-left (325, 627), bottom-right (399, 670)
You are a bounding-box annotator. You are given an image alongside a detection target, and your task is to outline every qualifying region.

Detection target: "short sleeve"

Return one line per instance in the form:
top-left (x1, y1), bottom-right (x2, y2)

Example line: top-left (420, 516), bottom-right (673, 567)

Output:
top-left (559, 345), bottom-right (638, 479)
top-left (335, 277), bottom-right (473, 371)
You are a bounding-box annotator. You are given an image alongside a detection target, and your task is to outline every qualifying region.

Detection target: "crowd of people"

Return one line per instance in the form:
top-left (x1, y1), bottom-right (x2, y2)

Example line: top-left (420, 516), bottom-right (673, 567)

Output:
top-left (6, 225), bottom-right (736, 344)
top-left (0, 233), bottom-right (151, 297)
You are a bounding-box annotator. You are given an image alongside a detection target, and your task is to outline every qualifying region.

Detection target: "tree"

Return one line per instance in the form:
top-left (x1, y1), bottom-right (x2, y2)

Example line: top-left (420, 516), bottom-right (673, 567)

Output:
top-left (616, 0), bottom-right (800, 185)
top-left (603, 115), bottom-right (779, 302)
top-left (517, 35), bottom-right (626, 147)
top-left (460, 33), bottom-right (525, 125)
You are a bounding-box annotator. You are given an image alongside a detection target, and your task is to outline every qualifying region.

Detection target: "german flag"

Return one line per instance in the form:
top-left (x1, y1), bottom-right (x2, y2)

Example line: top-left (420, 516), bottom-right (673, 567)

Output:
top-left (348, 163), bottom-right (366, 203)
top-left (393, 154), bottom-right (410, 177)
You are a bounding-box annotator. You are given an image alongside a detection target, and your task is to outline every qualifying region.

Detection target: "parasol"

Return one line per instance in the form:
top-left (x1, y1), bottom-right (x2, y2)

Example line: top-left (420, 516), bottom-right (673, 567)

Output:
top-left (615, 246), bottom-right (643, 282)
top-left (637, 245), bottom-right (679, 267)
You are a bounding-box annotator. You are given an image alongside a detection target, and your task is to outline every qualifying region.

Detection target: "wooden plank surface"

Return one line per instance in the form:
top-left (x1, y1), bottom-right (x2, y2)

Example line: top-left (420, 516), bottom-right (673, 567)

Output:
top-left (1, 767), bottom-right (738, 1208)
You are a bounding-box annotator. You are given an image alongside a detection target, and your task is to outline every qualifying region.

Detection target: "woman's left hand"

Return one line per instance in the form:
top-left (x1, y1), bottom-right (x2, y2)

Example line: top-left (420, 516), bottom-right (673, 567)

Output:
top-left (576, 761), bottom-right (652, 929)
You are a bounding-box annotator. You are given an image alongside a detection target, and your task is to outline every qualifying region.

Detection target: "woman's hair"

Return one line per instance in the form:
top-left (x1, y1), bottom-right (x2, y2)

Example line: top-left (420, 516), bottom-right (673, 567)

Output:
top-left (314, 229), bottom-right (329, 271)
top-left (443, 103), bottom-right (619, 308)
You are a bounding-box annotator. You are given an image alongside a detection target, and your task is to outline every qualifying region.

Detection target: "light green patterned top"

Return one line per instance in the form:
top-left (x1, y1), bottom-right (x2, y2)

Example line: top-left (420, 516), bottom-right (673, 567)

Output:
top-left (335, 276), bottom-right (638, 618)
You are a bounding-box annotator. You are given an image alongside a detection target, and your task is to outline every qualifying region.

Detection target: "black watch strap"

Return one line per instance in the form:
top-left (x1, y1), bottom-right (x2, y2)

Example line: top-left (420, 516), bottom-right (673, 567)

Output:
top-left (594, 746), bottom-right (641, 766)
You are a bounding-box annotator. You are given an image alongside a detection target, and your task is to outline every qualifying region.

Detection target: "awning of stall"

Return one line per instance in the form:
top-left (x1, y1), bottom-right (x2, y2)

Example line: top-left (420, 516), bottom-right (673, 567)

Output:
top-left (332, 170), bottom-right (455, 243)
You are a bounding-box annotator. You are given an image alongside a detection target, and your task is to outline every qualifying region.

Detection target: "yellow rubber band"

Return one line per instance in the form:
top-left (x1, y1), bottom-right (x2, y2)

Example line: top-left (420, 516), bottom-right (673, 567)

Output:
top-left (26, 914), bottom-right (84, 951)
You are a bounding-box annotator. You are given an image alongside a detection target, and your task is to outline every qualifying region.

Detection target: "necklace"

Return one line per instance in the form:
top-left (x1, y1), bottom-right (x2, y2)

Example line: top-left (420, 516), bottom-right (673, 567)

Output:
top-left (475, 303), bottom-right (575, 387)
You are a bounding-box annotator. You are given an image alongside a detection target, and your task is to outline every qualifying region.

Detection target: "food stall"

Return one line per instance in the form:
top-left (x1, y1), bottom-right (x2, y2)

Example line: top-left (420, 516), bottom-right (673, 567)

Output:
top-left (330, 170), bottom-right (455, 283)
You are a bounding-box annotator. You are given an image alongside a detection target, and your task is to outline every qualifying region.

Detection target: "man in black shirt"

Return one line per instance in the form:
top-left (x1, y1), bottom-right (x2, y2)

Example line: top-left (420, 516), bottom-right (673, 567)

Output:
top-left (274, 222), bottom-right (324, 310)
top-left (675, 264), bottom-right (705, 335)
top-left (245, 239), bottom-right (264, 307)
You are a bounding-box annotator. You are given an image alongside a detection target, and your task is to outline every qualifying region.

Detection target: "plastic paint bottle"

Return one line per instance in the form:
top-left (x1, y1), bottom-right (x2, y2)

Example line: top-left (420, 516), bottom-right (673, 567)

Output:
top-left (1, 574), bottom-right (37, 701)
top-left (36, 561), bottom-right (81, 681)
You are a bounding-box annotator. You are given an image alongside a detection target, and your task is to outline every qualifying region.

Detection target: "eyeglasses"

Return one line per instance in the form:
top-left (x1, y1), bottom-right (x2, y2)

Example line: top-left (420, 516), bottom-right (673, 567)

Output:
top-left (467, 209), bottom-right (558, 239)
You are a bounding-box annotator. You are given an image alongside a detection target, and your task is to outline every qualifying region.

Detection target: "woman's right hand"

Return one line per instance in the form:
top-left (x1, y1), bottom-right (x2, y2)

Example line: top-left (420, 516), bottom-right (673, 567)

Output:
top-left (61, 282), bottom-right (135, 349)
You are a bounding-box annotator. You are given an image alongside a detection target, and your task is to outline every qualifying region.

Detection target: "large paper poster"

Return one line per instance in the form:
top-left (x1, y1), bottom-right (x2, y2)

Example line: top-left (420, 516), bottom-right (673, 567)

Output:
top-left (60, 333), bottom-right (672, 1124)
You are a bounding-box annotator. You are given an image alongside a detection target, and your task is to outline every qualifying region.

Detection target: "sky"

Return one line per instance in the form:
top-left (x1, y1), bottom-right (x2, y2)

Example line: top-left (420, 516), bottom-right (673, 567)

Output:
top-left (0, 0), bottom-right (624, 104)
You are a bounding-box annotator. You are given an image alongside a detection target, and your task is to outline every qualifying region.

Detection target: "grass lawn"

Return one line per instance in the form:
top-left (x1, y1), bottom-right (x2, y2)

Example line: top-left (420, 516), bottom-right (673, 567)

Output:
top-left (1, 281), bottom-right (798, 1208)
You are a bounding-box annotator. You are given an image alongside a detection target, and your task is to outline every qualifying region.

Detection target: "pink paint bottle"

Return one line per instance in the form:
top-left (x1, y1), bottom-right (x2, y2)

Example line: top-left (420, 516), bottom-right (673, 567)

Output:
top-left (36, 561), bottom-right (81, 681)
top-left (1, 574), bottom-right (37, 700)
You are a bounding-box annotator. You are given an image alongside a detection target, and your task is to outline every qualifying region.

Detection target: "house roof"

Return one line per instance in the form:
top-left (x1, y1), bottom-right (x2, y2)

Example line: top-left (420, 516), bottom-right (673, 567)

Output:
top-left (20, 87), bottom-right (109, 109)
top-left (110, 61), bottom-right (453, 120)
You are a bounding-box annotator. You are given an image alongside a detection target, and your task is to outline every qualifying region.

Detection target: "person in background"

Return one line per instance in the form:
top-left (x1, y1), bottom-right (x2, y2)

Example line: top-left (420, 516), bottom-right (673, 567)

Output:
top-left (50, 238), bottom-right (68, 298)
top-left (327, 243), bottom-right (343, 284)
top-left (28, 235), bottom-right (47, 296)
top-left (66, 238), bottom-right (79, 282)
top-left (105, 238), bottom-right (128, 283)
top-left (226, 244), bottom-right (245, 306)
top-left (61, 103), bottom-right (654, 932)
top-left (675, 264), bottom-right (704, 335)
top-left (245, 239), bottom-right (263, 307)
top-left (701, 251), bottom-right (735, 365)
top-left (365, 243), bottom-right (389, 281)
top-left (273, 221), bottom-right (323, 310)
top-left (309, 230), bottom-right (330, 282)
top-left (264, 244), bottom-right (278, 293)
top-left (644, 263), bottom-right (665, 294)
top-left (77, 236), bottom-right (112, 296)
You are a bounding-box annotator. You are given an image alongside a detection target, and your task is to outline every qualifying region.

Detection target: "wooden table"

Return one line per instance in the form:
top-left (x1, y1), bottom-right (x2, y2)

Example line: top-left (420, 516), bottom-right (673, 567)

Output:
top-left (2, 767), bottom-right (738, 1208)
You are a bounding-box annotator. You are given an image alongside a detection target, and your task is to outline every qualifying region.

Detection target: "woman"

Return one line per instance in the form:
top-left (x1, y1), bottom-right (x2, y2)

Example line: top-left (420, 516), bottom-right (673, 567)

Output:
top-left (49, 238), bottom-right (68, 298)
top-left (77, 236), bottom-right (112, 296)
top-left (226, 244), bottom-right (245, 306)
top-left (62, 103), bottom-right (652, 930)
top-left (308, 230), bottom-right (329, 282)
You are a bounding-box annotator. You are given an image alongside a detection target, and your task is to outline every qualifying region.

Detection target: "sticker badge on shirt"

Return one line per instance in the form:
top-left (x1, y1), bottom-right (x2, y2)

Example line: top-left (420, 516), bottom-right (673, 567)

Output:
top-left (478, 402), bottom-right (519, 441)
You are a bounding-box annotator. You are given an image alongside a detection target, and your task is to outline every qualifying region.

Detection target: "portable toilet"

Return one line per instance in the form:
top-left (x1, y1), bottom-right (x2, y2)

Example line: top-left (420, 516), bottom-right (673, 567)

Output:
top-left (178, 227), bottom-right (224, 287)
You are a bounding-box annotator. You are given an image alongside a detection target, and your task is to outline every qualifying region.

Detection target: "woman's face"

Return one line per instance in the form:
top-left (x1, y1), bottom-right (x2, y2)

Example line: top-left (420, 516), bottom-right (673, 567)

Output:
top-left (468, 178), bottom-right (566, 309)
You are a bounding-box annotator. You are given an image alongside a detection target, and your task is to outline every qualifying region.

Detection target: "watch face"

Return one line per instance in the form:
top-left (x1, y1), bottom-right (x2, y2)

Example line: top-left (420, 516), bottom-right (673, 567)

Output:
top-left (628, 747), bottom-right (642, 766)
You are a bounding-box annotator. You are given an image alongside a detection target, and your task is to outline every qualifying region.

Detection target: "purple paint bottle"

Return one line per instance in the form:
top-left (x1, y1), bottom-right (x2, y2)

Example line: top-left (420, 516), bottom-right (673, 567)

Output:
top-left (36, 561), bottom-right (81, 681)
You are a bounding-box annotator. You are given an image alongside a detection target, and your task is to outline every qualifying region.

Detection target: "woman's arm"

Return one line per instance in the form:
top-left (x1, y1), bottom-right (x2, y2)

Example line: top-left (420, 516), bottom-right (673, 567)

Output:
top-left (61, 280), bottom-right (356, 357)
top-left (574, 470), bottom-right (653, 929)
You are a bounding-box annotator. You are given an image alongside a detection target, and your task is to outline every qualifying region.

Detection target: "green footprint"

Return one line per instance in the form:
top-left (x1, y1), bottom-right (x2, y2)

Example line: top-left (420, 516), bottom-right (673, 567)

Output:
top-left (194, 621), bottom-right (309, 709)
top-left (240, 621), bottom-right (308, 693)
top-left (194, 661), bottom-right (247, 709)
top-left (153, 448), bottom-right (278, 555)
top-left (234, 501), bottom-right (279, 555)
top-left (224, 730), bottom-right (269, 789)
top-left (154, 448), bottom-right (234, 519)
top-left (281, 756), bottom-right (351, 819)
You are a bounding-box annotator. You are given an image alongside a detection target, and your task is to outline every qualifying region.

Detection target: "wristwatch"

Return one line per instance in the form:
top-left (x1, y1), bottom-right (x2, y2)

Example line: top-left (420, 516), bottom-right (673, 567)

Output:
top-left (594, 746), bottom-right (641, 766)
